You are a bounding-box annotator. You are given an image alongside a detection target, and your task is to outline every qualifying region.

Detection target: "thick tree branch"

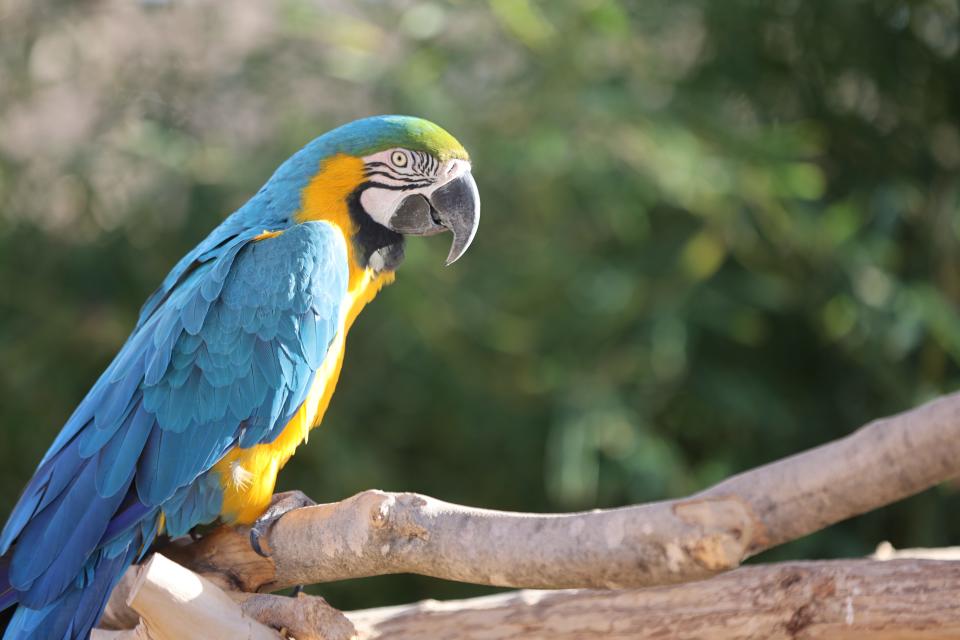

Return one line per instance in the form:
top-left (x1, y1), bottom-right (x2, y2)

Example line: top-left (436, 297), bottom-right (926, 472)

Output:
top-left (165, 391), bottom-right (960, 592)
top-left (94, 553), bottom-right (354, 640)
top-left (346, 558), bottom-right (960, 639)
top-left (100, 555), bottom-right (960, 640)
top-left (696, 390), bottom-right (960, 552)
top-left (113, 554), bottom-right (281, 640)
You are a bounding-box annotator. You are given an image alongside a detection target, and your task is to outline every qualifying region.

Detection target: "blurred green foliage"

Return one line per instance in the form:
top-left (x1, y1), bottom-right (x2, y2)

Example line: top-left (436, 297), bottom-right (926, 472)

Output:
top-left (2, 0), bottom-right (960, 609)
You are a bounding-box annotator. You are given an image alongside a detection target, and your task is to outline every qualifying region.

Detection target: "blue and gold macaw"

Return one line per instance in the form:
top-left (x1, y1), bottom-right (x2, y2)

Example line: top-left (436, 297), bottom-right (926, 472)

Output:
top-left (0, 115), bottom-right (480, 639)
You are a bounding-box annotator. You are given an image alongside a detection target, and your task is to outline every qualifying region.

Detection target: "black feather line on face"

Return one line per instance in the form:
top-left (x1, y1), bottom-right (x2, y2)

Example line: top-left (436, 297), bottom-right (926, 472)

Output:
top-left (367, 154), bottom-right (438, 180)
top-left (364, 180), bottom-right (434, 191)
top-left (364, 163), bottom-right (409, 177)
top-left (363, 170), bottom-right (425, 184)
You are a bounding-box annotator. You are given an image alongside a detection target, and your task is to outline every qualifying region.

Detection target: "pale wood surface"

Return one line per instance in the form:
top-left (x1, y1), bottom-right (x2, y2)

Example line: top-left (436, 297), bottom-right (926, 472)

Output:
top-left (164, 391), bottom-right (960, 593)
top-left (346, 558), bottom-right (960, 639)
top-left (96, 391), bottom-right (960, 638)
top-left (124, 554), bottom-right (281, 640)
top-left (97, 556), bottom-right (960, 640)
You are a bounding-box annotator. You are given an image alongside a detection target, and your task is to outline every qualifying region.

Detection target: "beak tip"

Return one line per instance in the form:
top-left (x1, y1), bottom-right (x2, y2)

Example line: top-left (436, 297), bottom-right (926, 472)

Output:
top-left (428, 170), bottom-right (481, 267)
top-left (444, 247), bottom-right (465, 266)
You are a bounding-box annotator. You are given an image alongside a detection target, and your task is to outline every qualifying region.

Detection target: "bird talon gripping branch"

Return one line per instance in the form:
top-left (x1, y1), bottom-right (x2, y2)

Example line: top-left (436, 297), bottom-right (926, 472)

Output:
top-left (250, 490), bottom-right (318, 557)
top-left (249, 525), bottom-right (273, 559)
top-left (0, 116), bottom-right (479, 640)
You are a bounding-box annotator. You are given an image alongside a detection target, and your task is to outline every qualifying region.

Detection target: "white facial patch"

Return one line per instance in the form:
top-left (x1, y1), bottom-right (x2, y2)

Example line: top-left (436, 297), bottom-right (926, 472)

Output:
top-left (359, 148), bottom-right (471, 228)
top-left (360, 187), bottom-right (409, 228)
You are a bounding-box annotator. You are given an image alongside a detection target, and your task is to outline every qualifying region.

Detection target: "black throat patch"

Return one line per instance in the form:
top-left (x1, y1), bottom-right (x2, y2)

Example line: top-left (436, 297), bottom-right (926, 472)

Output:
top-left (346, 188), bottom-right (406, 273)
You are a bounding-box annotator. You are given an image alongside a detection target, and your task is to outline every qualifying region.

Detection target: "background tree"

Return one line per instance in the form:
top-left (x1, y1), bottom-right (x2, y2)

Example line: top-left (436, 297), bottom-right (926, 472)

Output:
top-left (0, 0), bottom-right (959, 611)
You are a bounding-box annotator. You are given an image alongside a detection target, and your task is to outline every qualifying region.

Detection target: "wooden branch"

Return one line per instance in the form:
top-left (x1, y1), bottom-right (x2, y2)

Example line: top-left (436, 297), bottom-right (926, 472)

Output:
top-left (695, 390), bottom-right (960, 553)
top-left (232, 593), bottom-right (356, 640)
top-left (101, 555), bottom-right (960, 639)
top-left (345, 558), bottom-right (960, 639)
top-left (97, 392), bottom-right (960, 637)
top-left (166, 489), bottom-right (756, 592)
top-left (90, 627), bottom-right (150, 640)
top-left (112, 554), bottom-right (282, 640)
top-left (165, 391), bottom-right (960, 592)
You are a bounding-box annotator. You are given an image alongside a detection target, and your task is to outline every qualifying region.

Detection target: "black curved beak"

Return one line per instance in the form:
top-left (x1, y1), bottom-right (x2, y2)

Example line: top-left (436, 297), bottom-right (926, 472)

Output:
top-left (387, 171), bottom-right (481, 265)
top-left (430, 171), bottom-right (481, 265)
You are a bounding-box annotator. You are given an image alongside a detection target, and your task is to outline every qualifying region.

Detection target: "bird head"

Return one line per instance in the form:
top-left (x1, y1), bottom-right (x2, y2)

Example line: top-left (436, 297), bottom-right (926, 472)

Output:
top-left (284, 115), bottom-right (480, 272)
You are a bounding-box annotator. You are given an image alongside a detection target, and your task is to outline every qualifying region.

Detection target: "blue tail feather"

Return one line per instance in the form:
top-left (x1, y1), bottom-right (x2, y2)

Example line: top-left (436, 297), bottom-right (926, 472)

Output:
top-left (4, 543), bottom-right (138, 640)
top-left (0, 554), bottom-right (15, 613)
top-left (1, 501), bottom-right (161, 640)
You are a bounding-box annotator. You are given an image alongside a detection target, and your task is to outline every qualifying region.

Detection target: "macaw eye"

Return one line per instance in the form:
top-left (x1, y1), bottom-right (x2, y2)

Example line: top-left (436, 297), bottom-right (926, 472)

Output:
top-left (391, 151), bottom-right (408, 168)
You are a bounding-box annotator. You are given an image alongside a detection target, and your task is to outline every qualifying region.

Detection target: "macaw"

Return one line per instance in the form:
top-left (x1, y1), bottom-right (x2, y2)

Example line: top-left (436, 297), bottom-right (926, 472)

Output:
top-left (0, 115), bottom-right (480, 640)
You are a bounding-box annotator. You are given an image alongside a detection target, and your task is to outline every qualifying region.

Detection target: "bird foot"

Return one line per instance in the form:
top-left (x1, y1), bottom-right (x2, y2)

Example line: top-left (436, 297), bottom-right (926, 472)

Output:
top-left (250, 490), bottom-right (317, 558)
top-left (241, 592), bottom-right (356, 640)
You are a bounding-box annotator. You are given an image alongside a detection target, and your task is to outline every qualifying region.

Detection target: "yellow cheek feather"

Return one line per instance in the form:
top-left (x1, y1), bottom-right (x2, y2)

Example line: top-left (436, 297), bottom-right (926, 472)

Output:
top-left (212, 153), bottom-right (396, 525)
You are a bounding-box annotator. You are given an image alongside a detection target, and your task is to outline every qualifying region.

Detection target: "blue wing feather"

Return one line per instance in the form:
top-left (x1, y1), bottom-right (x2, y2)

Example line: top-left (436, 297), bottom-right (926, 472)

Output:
top-left (1, 219), bottom-right (348, 632)
top-left (95, 404), bottom-right (155, 497)
top-left (11, 457), bottom-right (130, 607)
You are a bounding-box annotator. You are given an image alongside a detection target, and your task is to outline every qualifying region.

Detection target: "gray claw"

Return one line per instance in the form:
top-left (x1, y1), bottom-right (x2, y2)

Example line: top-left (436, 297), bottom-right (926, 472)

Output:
top-left (249, 491), bottom-right (317, 558)
top-left (249, 523), bottom-right (272, 558)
